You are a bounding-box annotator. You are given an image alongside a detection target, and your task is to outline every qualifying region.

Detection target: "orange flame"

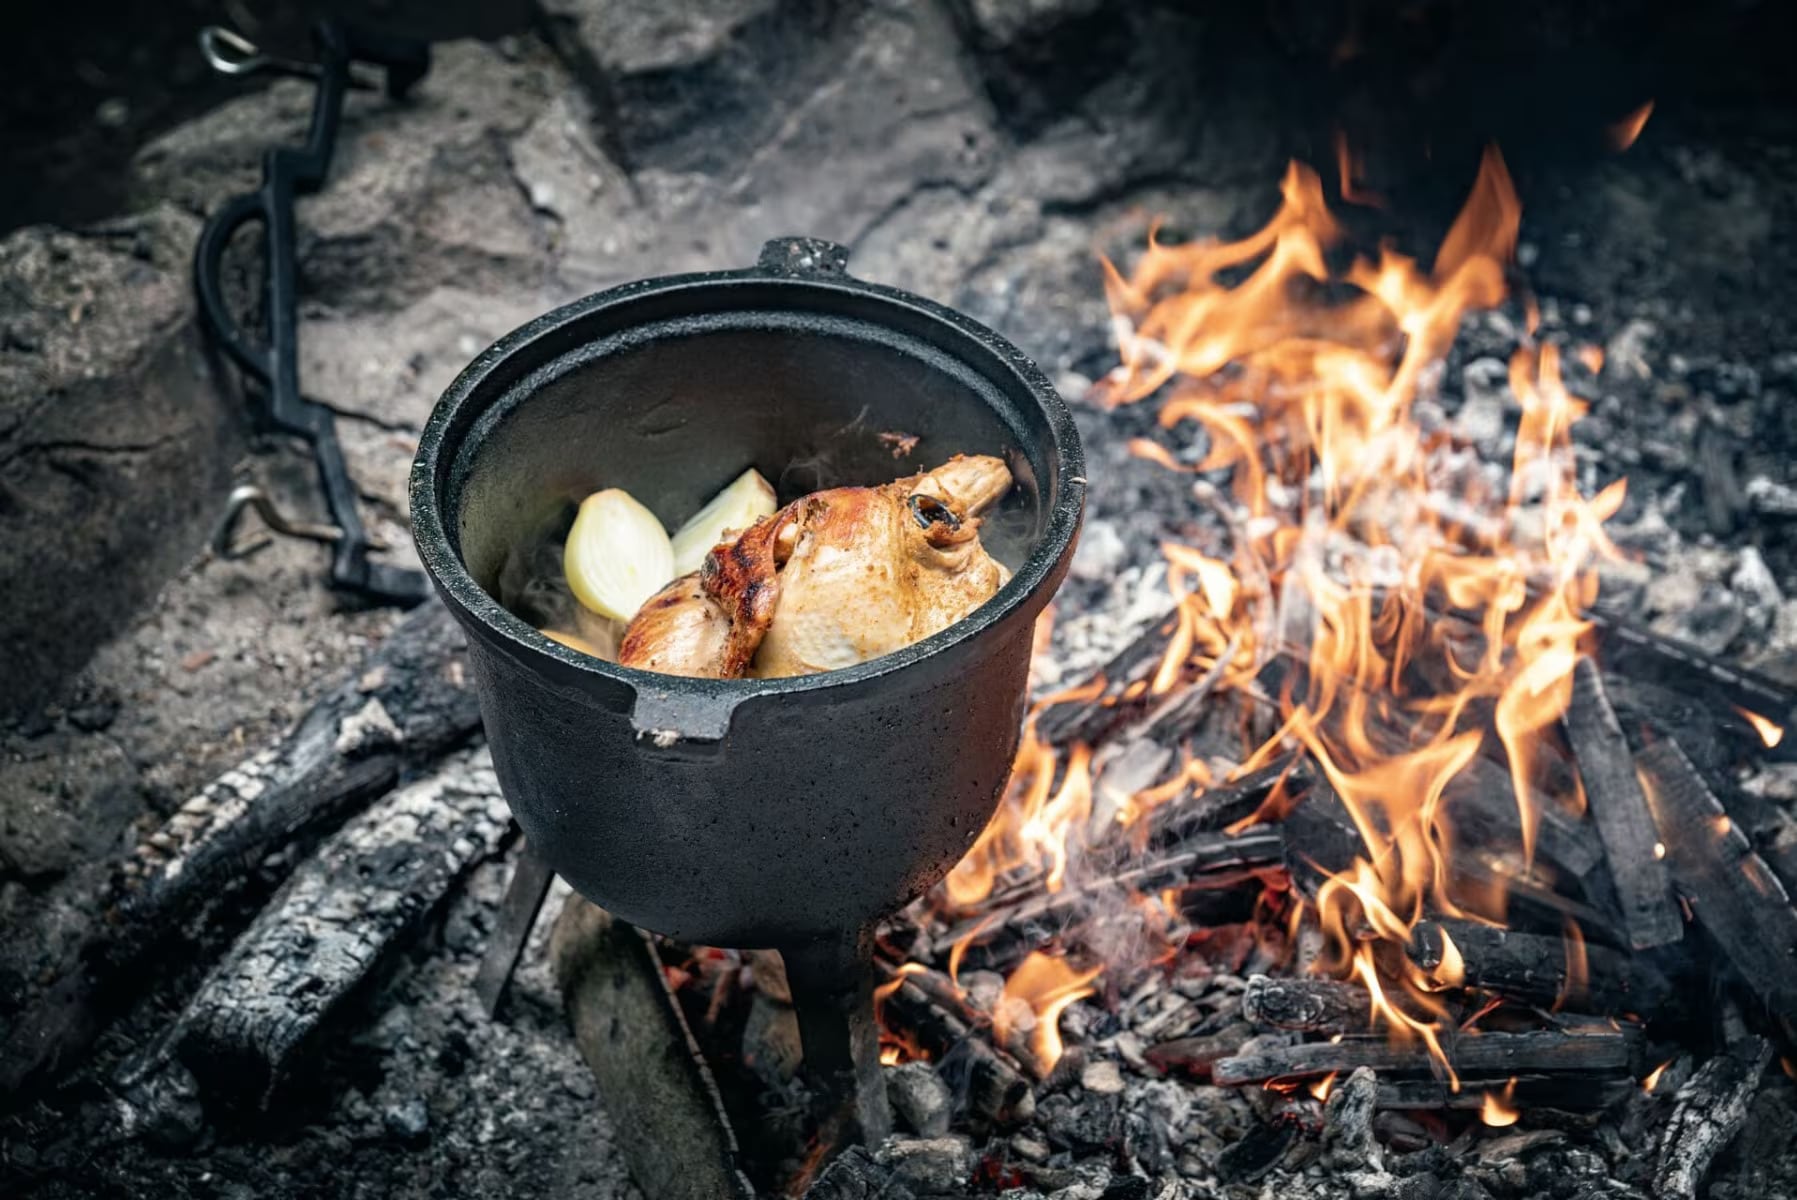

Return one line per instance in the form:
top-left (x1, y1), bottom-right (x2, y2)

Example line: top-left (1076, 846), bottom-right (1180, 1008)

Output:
top-left (1738, 707), bottom-right (1784, 748)
top-left (1480, 1078), bottom-right (1521, 1126)
top-left (1608, 101), bottom-right (1655, 152)
top-left (993, 952), bottom-right (1103, 1071)
top-left (925, 143), bottom-right (1626, 1095)
top-left (1642, 1059), bottom-right (1672, 1093)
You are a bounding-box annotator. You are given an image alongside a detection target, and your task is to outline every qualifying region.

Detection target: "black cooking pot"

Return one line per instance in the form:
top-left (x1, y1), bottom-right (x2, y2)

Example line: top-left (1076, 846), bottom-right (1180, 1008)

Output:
top-left (409, 238), bottom-right (1083, 953)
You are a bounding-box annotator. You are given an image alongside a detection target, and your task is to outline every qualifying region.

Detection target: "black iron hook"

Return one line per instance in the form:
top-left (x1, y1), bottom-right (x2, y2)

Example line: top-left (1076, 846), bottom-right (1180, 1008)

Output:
top-left (193, 21), bottom-right (431, 606)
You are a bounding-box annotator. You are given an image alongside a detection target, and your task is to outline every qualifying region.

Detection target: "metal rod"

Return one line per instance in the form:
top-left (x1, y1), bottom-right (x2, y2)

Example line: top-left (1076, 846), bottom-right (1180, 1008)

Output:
top-left (475, 843), bottom-right (557, 1018)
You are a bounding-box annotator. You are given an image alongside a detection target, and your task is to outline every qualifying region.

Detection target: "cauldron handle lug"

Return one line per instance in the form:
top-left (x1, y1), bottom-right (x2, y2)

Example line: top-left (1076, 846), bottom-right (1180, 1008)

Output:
top-left (627, 687), bottom-right (736, 756)
top-left (755, 236), bottom-right (851, 279)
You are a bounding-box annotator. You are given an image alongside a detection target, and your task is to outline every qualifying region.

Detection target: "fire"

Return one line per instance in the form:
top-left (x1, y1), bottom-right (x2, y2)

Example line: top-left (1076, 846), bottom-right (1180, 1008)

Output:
top-left (1480, 1078), bottom-right (1521, 1127)
top-left (1737, 707), bottom-right (1784, 748)
top-left (1608, 100), bottom-right (1655, 152)
top-left (929, 142), bottom-right (1627, 1095)
top-left (1642, 1059), bottom-right (1672, 1093)
top-left (993, 952), bottom-right (1103, 1070)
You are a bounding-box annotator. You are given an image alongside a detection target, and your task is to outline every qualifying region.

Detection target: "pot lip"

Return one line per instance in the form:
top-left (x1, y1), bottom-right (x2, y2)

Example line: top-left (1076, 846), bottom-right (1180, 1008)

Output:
top-left (409, 256), bottom-right (1086, 704)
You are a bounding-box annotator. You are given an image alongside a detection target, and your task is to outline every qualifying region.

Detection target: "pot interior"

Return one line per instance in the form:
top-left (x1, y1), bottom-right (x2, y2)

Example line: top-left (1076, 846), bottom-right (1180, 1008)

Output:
top-left (447, 284), bottom-right (1063, 631)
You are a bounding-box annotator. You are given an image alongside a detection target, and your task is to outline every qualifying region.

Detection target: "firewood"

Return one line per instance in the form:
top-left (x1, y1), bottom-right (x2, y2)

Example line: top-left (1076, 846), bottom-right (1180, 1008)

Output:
top-left (1407, 919), bottom-right (1672, 1017)
top-left (1034, 613), bottom-right (1181, 748)
top-left (1241, 974), bottom-right (1372, 1034)
top-left (1373, 1074), bottom-right (1633, 1112)
top-left (1652, 1037), bottom-right (1773, 1200)
top-left (156, 748), bottom-right (508, 1102)
top-left (0, 601), bottom-right (481, 1096)
top-left (1144, 752), bottom-right (1304, 852)
top-left (1562, 659), bottom-right (1683, 950)
top-left (871, 962), bottom-right (1030, 1125)
top-left (1212, 1024), bottom-right (1640, 1085)
top-left (1142, 1021), bottom-right (1255, 1075)
top-left (1637, 739), bottom-right (1797, 1019)
top-left (937, 826), bottom-right (1285, 964)
top-left (1440, 754), bottom-right (1605, 881)
top-left (553, 897), bottom-right (758, 1200)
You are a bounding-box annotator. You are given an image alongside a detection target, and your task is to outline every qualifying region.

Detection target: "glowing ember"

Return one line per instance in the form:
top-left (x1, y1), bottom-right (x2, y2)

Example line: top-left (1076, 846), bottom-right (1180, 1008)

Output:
top-left (1608, 100), bottom-right (1655, 152)
top-left (1480, 1078), bottom-right (1521, 1126)
top-left (1737, 706), bottom-right (1785, 748)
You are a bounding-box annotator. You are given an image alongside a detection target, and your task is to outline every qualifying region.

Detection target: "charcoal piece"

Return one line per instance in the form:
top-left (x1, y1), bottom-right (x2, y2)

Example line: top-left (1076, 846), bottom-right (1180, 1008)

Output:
top-left (0, 601), bottom-right (481, 1096)
top-left (886, 1062), bottom-right (953, 1137)
top-left (1143, 1021), bottom-right (1254, 1076)
top-left (1406, 919), bottom-right (1672, 1017)
top-left (1036, 1089), bottom-right (1122, 1152)
top-left (1439, 754), bottom-right (1604, 880)
top-left (1241, 974), bottom-right (1371, 1034)
top-left (874, 963), bottom-right (1030, 1126)
top-left (875, 1135), bottom-right (974, 1193)
top-left (1320, 1067), bottom-right (1381, 1174)
top-left (553, 897), bottom-right (757, 1200)
top-left (1281, 778), bottom-right (1367, 897)
top-left (1212, 1025), bottom-right (1639, 1084)
top-left (1653, 1037), bottom-right (1773, 1200)
top-left (1591, 609), bottom-right (1797, 753)
top-left (1216, 1116), bottom-right (1299, 1184)
top-left (803, 1146), bottom-right (892, 1200)
top-left (158, 748), bottom-right (508, 1103)
top-left (1637, 739), bottom-right (1797, 1019)
top-left (1563, 659), bottom-right (1683, 949)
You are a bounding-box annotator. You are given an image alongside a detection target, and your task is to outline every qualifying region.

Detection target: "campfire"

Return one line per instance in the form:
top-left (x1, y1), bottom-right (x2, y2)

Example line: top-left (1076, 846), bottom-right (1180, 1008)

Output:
top-left (642, 144), bottom-right (1797, 1198)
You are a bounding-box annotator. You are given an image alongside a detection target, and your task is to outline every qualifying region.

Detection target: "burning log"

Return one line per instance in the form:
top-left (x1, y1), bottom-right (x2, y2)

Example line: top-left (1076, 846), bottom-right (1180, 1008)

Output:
top-left (1240, 974), bottom-right (1372, 1035)
top-left (1652, 1037), bottom-right (1774, 1200)
top-left (1033, 614), bottom-right (1180, 749)
top-left (1143, 752), bottom-right (1304, 851)
top-left (147, 748), bottom-right (509, 1103)
top-left (938, 826), bottom-right (1285, 969)
top-left (1407, 919), bottom-right (1672, 1017)
top-left (553, 897), bottom-right (758, 1200)
top-left (1636, 739), bottom-right (1797, 1020)
top-left (1373, 1074), bottom-right (1633, 1112)
top-left (871, 963), bottom-right (1031, 1125)
top-left (1562, 659), bottom-right (1683, 950)
top-left (1211, 1024), bottom-right (1640, 1085)
top-left (0, 601), bottom-right (481, 1096)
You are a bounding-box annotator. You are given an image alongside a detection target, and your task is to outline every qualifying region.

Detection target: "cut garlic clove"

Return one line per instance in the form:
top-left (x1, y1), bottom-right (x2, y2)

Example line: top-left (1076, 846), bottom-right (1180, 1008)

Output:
top-left (671, 467), bottom-right (777, 576)
top-left (564, 488), bottom-right (675, 622)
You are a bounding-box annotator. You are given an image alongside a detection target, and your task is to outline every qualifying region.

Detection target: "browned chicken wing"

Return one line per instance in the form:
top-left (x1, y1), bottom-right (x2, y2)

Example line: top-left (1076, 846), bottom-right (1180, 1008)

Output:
top-left (618, 507), bottom-right (791, 677)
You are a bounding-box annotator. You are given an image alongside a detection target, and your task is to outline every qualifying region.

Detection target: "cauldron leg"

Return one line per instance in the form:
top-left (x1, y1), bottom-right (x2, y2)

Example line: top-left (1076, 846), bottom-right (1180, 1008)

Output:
top-left (780, 929), bottom-right (893, 1148)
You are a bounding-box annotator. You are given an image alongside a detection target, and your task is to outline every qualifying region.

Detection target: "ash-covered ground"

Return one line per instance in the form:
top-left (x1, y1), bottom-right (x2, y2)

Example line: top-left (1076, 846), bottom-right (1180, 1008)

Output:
top-left (4, 1), bottom-right (1797, 1197)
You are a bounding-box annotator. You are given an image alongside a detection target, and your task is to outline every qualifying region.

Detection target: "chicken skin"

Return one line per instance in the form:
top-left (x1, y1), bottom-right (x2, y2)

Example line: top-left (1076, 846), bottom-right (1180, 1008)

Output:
top-left (618, 454), bottom-right (1014, 679)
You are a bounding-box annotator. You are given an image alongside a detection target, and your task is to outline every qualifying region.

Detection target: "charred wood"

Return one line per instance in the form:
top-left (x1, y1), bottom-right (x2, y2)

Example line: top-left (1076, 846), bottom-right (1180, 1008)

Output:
top-left (1373, 1074), bottom-right (1633, 1112)
top-left (1562, 659), bottom-right (1684, 950)
top-left (553, 897), bottom-right (758, 1200)
top-left (1241, 974), bottom-right (1372, 1035)
top-left (1637, 739), bottom-right (1797, 1019)
top-left (0, 601), bottom-right (480, 1097)
top-left (154, 748), bottom-right (508, 1103)
top-left (1142, 1021), bottom-right (1255, 1076)
top-left (1034, 613), bottom-right (1181, 749)
top-left (871, 962), bottom-right (1031, 1125)
top-left (1407, 919), bottom-right (1672, 1017)
top-left (1143, 752), bottom-right (1304, 852)
top-left (1652, 1037), bottom-right (1773, 1200)
top-left (1212, 1024), bottom-right (1640, 1084)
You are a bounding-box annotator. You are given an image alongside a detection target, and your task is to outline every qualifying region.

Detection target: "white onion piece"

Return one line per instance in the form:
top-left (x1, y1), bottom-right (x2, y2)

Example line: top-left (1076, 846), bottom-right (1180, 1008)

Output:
top-left (670, 467), bottom-right (777, 576)
top-left (564, 488), bottom-right (675, 622)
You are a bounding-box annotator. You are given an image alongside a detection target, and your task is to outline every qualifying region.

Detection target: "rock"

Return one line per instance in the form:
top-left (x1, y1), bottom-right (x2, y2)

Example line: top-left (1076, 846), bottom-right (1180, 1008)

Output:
top-left (383, 1096), bottom-right (431, 1144)
top-left (0, 205), bottom-right (235, 716)
top-left (887, 1060), bottom-right (953, 1137)
top-left (875, 1134), bottom-right (974, 1193)
top-left (0, 730), bottom-right (139, 882)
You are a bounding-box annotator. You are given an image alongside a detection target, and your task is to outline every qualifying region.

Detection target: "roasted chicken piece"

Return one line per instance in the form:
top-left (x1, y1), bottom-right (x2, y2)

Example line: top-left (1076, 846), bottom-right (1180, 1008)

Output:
top-left (618, 453), bottom-right (1014, 679)
top-left (618, 506), bottom-right (791, 677)
top-left (752, 454), bottom-right (1012, 677)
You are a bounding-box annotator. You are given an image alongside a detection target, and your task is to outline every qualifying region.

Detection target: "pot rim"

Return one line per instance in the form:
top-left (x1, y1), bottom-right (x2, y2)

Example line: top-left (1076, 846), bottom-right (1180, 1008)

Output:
top-left (408, 248), bottom-right (1086, 716)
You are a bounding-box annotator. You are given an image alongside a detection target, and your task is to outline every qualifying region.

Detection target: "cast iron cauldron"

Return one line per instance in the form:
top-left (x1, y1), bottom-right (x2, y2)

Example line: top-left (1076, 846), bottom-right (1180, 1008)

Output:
top-left (410, 237), bottom-right (1083, 957)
